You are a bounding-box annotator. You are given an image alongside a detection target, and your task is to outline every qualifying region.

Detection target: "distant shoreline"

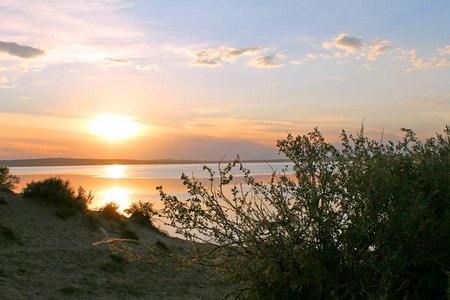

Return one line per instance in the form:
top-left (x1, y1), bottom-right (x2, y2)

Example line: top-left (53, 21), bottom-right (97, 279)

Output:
top-left (0, 157), bottom-right (290, 167)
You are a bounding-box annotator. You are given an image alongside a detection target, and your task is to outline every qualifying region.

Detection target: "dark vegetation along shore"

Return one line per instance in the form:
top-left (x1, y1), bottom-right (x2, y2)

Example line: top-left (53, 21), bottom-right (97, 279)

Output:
top-left (1, 126), bottom-right (449, 299)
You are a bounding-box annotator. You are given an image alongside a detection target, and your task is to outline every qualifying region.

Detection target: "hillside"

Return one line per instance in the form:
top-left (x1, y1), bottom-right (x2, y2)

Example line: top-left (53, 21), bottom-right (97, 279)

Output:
top-left (0, 190), bottom-right (232, 299)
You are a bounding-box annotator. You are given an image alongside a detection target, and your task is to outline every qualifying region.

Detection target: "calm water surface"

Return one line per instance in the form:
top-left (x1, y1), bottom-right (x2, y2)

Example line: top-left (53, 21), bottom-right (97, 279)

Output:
top-left (11, 162), bottom-right (294, 213)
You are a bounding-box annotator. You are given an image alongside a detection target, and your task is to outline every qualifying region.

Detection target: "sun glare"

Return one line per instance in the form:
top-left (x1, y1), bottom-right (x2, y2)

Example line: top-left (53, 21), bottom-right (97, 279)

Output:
top-left (105, 165), bottom-right (125, 178)
top-left (90, 114), bottom-right (141, 140)
top-left (103, 187), bottom-right (130, 212)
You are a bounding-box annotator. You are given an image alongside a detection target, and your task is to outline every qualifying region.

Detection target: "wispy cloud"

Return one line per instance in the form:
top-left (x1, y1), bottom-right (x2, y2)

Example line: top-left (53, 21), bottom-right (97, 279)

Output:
top-left (136, 64), bottom-right (159, 71)
top-left (0, 0), bottom-right (150, 65)
top-left (368, 43), bottom-right (391, 61)
top-left (407, 99), bottom-right (450, 106)
top-left (407, 90), bottom-right (449, 106)
top-left (437, 45), bottom-right (450, 56)
top-left (0, 41), bottom-right (46, 59)
top-left (104, 57), bottom-right (131, 65)
top-left (247, 53), bottom-right (286, 68)
top-left (412, 58), bottom-right (450, 70)
top-left (189, 46), bottom-right (265, 66)
top-left (0, 83), bottom-right (18, 89)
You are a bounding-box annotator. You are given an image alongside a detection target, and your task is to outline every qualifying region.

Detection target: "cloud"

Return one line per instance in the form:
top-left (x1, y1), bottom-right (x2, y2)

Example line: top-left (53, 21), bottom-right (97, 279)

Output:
top-left (190, 46), bottom-right (264, 66)
top-left (104, 57), bottom-right (131, 65)
top-left (437, 45), bottom-right (450, 56)
top-left (363, 64), bottom-right (372, 71)
top-left (0, 83), bottom-right (18, 89)
top-left (0, 1), bottom-right (151, 66)
top-left (413, 58), bottom-right (450, 70)
top-left (407, 99), bottom-right (450, 106)
top-left (0, 41), bottom-right (46, 59)
top-left (247, 53), bottom-right (286, 68)
top-left (191, 58), bottom-right (222, 67)
top-left (323, 33), bottom-right (365, 53)
top-left (368, 44), bottom-right (391, 61)
top-left (223, 46), bottom-right (264, 61)
top-left (323, 34), bottom-right (392, 61)
top-left (136, 64), bottom-right (159, 71)
top-left (423, 91), bottom-right (434, 97)
top-left (0, 76), bottom-right (7, 82)
top-left (290, 60), bottom-right (303, 64)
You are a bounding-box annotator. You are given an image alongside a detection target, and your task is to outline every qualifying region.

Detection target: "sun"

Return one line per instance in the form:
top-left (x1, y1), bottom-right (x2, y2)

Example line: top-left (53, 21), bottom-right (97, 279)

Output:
top-left (90, 114), bottom-right (141, 140)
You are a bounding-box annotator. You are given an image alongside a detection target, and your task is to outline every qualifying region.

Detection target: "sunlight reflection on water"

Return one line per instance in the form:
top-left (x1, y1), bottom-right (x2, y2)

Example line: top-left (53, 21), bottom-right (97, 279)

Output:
top-left (105, 165), bottom-right (125, 178)
top-left (101, 187), bottom-right (131, 212)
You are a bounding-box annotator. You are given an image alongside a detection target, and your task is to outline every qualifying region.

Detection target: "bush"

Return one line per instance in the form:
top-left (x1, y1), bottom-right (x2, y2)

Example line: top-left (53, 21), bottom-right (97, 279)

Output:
top-left (22, 177), bottom-right (93, 217)
top-left (0, 166), bottom-right (20, 191)
top-left (160, 126), bottom-right (450, 299)
top-left (125, 200), bottom-right (157, 228)
top-left (101, 201), bottom-right (123, 223)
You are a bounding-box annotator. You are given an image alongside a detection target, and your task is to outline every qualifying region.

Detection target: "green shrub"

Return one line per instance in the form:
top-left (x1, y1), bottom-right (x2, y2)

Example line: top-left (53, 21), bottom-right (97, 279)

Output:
top-left (0, 166), bottom-right (20, 191)
top-left (160, 126), bottom-right (450, 299)
top-left (101, 201), bottom-right (123, 223)
top-left (125, 200), bottom-right (157, 228)
top-left (22, 177), bottom-right (93, 217)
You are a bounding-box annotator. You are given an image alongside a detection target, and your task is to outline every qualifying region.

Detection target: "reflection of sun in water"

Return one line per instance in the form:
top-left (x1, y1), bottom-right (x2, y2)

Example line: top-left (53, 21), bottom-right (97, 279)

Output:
top-left (90, 114), bottom-right (141, 140)
top-left (106, 165), bottom-right (125, 178)
top-left (103, 188), bottom-right (130, 212)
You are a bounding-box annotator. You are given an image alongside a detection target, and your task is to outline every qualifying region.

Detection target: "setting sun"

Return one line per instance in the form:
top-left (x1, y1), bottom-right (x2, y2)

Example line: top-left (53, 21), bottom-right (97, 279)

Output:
top-left (90, 114), bottom-right (141, 140)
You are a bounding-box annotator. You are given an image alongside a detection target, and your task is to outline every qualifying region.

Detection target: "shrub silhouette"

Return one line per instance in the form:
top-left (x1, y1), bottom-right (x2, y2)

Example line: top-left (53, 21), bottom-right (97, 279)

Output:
top-left (100, 201), bottom-right (123, 223)
top-left (23, 177), bottom-right (93, 218)
top-left (125, 200), bottom-right (157, 228)
top-left (160, 126), bottom-right (450, 299)
top-left (0, 166), bottom-right (20, 191)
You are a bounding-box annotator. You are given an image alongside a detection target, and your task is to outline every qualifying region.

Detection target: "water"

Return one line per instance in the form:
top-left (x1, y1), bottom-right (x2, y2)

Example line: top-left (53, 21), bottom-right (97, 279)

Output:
top-left (11, 162), bottom-right (294, 211)
top-left (11, 162), bottom-right (292, 179)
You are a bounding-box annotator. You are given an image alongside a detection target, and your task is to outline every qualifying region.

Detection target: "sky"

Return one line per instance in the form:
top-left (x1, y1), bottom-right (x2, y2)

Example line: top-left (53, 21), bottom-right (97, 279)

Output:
top-left (0, 0), bottom-right (449, 161)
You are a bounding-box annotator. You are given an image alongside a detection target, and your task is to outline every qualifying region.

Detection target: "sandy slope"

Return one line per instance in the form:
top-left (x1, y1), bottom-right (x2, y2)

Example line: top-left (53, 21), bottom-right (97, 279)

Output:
top-left (0, 191), bottom-right (232, 299)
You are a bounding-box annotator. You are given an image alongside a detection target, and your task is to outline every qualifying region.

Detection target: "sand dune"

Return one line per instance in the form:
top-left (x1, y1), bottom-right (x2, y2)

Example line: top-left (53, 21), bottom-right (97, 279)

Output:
top-left (0, 191), bottom-right (232, 299)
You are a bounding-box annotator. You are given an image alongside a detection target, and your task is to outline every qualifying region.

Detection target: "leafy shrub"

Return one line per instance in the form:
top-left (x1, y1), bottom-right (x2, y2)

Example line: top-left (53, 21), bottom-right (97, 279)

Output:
top-left (0, 166), bottom-right (20, 191)
top-left (101, 201), bottom-right (123, 223)
top-left (125, 200), bottom-right (157, 228)
top-left (160, 126), bottom-right (450, 299)
top-left (22, 177), bottom-right (93, 217)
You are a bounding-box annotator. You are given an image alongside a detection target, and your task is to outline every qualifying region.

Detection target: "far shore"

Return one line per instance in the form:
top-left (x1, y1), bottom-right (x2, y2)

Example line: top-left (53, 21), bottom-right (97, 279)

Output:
top-left (0, 157), bottom-right (290, 167)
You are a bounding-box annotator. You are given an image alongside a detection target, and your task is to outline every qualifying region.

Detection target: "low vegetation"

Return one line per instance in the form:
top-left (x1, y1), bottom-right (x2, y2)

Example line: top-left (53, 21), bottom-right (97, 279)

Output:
top-left (125, 200), bottom-right (157, 229)
top-left (100, 201), bottom-right (123, 223)
top-left (159, 126), bottom-right (450, 299)
top-left (0, 166), bottom-right (20, 191)
top-left (22, 177), bottom-right (94, 219)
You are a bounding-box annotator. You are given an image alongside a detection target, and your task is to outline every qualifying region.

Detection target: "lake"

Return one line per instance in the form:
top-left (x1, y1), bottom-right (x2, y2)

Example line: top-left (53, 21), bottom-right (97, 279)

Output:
top-left (11, 162), bottom-right (294, 213)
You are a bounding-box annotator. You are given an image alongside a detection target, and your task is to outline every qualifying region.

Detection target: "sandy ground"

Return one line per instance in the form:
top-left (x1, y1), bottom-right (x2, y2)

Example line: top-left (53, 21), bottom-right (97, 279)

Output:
top-left (0, 190), bottom-right (234, 299)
